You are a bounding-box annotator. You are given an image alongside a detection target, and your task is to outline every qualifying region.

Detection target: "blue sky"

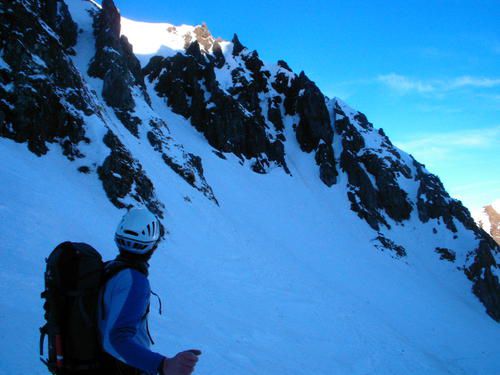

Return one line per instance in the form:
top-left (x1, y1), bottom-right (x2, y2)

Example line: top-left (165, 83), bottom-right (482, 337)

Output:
top-left (115, 0), bottom-right (499, 210)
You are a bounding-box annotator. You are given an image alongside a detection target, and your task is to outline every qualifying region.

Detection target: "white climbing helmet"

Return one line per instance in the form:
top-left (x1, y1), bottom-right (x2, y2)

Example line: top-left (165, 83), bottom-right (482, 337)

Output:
top-left (115, 208), bottom-right (161, 254)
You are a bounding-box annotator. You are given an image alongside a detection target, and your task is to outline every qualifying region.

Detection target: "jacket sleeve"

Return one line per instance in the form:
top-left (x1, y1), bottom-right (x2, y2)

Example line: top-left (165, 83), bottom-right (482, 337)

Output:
top-left (102, 269), bottom-right (165, 374)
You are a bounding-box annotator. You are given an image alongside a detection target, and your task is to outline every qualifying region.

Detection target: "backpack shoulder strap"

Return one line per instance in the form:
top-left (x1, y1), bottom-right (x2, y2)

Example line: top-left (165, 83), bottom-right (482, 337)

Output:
top-left (100, 259), bottom-right (149, 320)
top-left (102, 259), bottom-right (148, 285)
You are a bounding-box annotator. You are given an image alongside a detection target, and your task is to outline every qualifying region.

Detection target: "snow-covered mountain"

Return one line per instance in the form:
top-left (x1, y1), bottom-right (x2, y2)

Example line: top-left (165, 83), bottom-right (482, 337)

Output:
top-left (0, 0), bottom-right (499, 374)
top-left (474, 200), bottom-right (500, 245)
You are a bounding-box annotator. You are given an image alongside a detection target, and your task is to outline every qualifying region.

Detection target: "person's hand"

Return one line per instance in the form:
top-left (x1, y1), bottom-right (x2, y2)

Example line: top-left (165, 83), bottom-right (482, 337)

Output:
top-left (162, 350), bottom-right (201, 375)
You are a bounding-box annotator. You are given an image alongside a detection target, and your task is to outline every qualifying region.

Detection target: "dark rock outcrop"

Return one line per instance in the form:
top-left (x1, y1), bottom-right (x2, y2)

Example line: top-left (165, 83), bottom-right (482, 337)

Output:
top-left (435, 247), bottom-right (456, 262)
top-left (40, 0), bottom-right (78, 50)
top-left (232, 34), bottom-right (245, 56)
top-left (102, 63), bottom-right (135, 110)
top-left (337, 112), bottom-right (386, 230)
top-left (0, 0), bottom-right (94, 158)
top-left (414, 160), bottom-right (477, 233)
top-left (88, 0), bottom-right (148, 136)
top-left (315, 143), bottom-right (337, 187)
top-left (295, 73), bottom-right (333, 153)
top-left (229, 67), bottom-right (262, 115)
top-left (212, 40), bottom-right (226, 68)
top-left (342, 151), bottom-right (386, 230)
top-left (335, 102), bottom-right (413, 230)
top-left (241, 50), bottom-right (269, 93)
top-left (98, 131), bottom-right (164, 217)
top-left (465, 240), bottom-right (500, 321)
top-left (373, 234), bottom-right (407, 257)
top-left (272, 68), bottom-right (292, 96)
top-left (361, 152), bottom-right (412, 222)
top-left (144, 43), bottom-right (290, 174)
top-left (282, 73), bottom-right (302, 116)
top-left (267, 96), bottom-right (284, 132)
top-left (277, 60), bottom-right (292, 72)
top-left (272, 70), bottom-right (339, 187)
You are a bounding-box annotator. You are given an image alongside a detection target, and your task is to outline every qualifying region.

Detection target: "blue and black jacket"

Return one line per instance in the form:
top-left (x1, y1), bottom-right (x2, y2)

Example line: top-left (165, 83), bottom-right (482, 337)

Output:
top-left (98, 259), bottom-right (164, 375)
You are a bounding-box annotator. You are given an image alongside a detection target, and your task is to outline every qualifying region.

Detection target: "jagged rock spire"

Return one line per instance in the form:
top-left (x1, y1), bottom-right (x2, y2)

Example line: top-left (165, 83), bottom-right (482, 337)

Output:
top-left (277, 60), bottom-right (292, 72)
top-left (232, 33), bottom-right (246, 56)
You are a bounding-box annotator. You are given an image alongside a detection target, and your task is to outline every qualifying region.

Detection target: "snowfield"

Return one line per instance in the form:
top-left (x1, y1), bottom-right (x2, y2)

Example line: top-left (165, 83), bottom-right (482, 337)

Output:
top-left (0, 1), bottom-right (499, 375)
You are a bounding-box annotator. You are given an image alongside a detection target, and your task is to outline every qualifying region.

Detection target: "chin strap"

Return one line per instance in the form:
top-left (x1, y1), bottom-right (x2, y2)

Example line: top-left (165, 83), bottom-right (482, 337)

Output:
top-left (151, 290), bottom-right (163, 315)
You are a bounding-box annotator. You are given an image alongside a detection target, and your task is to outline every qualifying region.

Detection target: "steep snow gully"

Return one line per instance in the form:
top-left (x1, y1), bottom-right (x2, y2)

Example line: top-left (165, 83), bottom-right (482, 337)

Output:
top-left (0, 0), bottom-right (499, 374)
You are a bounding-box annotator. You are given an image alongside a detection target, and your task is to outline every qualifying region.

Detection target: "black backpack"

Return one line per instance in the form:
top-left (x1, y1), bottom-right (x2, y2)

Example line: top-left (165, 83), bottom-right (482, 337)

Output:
top-left (39, 242), bottom-right (148, 374)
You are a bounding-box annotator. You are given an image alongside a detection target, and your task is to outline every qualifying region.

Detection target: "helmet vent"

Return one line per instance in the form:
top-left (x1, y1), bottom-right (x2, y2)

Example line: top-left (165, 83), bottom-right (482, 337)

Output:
top-left (115, 208), bottom-right (160, 254)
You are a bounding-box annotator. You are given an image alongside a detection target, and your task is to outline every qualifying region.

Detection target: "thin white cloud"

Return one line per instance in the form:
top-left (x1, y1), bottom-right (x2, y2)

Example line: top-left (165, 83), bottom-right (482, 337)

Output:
top-left (449, 76), bottom-right (500, 89)
top-left (395, 126), bottom-right (500, 211)
top-left (394, 125), bottom-right (500, 161)
top-left (377, 74), bottom-right (434, 93)
top-left (377, 73), bottom-right (500, 95)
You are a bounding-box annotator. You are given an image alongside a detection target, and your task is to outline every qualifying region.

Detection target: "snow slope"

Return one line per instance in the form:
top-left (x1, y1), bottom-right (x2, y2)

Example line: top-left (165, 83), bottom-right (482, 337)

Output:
top-left (0, 1), bottom-right (499, 374)
top-left (2, 128), bottom-right (499, 375)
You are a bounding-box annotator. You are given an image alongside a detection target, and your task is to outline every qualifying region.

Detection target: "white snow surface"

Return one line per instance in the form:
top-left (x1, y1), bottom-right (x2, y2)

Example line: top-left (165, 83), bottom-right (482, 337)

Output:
top-left (120, 16), bottom-right (222, 66)
top-left (121, 18), bottom-right (196, 60)
top-left (0, 2), bottom-right (499, 375)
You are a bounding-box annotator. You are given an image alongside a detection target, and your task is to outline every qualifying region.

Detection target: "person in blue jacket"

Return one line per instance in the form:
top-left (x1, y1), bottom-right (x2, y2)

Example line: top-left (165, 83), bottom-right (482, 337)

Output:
top-left (99, 208), bottom-right (201, 375)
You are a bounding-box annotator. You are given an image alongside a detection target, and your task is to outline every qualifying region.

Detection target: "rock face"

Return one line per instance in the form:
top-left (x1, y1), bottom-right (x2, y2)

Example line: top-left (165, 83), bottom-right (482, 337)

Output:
top-left (98, 131), bottom-right (164, 217)
top-left (294, 73), bottom-right (333, 153)
top-left (315, 143), bottom-right (337, 187)
top-left (144, 34), bottom-right (341, 181)
top-left (0, 0), bottom-right (94, 158)
top-left (414, 160), bottom-right (477, 233)
top-left (474, 202), bottom-right (500, 245)
top-left (291, 73), bottom-right (339, 186)
top-left (40, 0), bottom-right (77, 50)
top-left (143, 41), bottom-right (290, 174)
top-left (88, 0), bottom-right (149, 136)
top-left (231, 34), bottom-right (246, 56)
top-left (465, 239), bottom-right (500, 321)
top-left (335, 102), bottom-right (412, 231)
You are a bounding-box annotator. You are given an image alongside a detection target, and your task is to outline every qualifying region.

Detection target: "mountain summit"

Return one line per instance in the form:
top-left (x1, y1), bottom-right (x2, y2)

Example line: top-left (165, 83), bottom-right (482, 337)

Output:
top-left (0, 0), bottom-right (499, 373)
top-left (474, 200), bottom-right (500, 245)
